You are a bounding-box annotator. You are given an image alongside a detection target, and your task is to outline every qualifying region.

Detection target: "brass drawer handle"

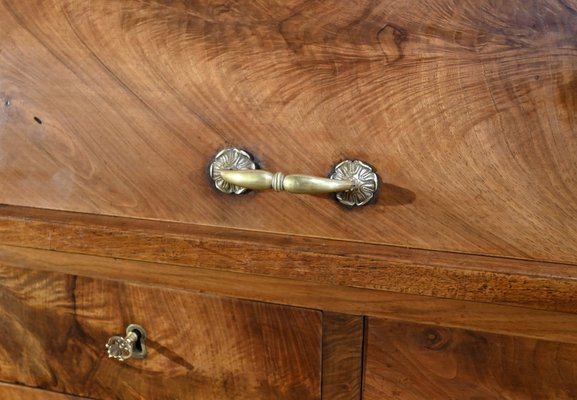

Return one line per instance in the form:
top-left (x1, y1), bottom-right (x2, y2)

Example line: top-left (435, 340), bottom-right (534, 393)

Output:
top-left (209, 148), bottom-right (378, 206)
top-left (106, 324), bottom-right (147, 362)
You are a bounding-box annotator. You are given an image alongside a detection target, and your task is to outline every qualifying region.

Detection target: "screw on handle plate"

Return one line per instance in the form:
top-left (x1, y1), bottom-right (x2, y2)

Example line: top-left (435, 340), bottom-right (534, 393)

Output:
top-left (105, 324), bottom-right (147, 362)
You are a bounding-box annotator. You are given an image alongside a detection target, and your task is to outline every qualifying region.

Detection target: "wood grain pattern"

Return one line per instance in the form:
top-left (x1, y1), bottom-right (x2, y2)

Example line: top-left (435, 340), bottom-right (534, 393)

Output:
top-left (0, 265), bottom-right (322, 400)
top-left (0, 1), bottom-right (576, 263)
top-left (0, 383), bottom-right (91, 400)
top-left (2, 245), bottom-right (577, 345)
top-left (321, 313), bottom-right (364, 400)
top-left (1, 206), bottom-right (576, 314)
top-left (363, 318), bottom-right (577, 399)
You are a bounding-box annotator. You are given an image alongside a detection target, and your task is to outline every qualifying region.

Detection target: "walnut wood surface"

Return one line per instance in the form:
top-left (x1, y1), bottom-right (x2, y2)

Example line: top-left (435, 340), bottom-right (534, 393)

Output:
top-left (1, 206), bottom-right (576, 314)
top-left (0, 265), bottom-right (322, 400)
top-left (0, 1), bottom-right (576, 263)
top-left (2, 245), bottom-right (577, 345)
top-left (364, 318), bottom-right (577, 399)
top-left (321, 313), bottom-right (364, 400)
top-left (0, 383), bottom-right (90, 400)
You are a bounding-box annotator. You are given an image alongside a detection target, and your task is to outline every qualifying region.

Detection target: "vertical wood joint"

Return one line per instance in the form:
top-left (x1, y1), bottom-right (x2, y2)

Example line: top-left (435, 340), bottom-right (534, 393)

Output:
top-left (321, 312), bottom-right (365, 400)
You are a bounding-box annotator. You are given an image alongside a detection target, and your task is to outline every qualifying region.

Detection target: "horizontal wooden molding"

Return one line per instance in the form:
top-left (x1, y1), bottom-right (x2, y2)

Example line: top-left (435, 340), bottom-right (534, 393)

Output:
top-left (0, 205), bottom-right (576, 314)
top-left (1, 244), bottom-right (577, 344)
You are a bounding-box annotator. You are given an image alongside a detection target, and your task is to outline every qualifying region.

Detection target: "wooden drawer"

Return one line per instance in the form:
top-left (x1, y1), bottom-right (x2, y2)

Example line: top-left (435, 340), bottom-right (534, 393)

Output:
top-left (363, 318), bottom-right (577, 399)
top-left (0, 265), bottom-right (322, 399)
top-left (1, 1), bottom-right (576, 264)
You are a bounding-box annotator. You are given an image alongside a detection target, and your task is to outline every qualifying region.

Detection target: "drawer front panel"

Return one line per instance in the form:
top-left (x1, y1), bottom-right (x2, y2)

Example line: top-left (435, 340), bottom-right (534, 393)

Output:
top-left (0, 1), bottom-right (576, 263)
top-left (363, 318), bottom-right (577, 399)
top-left (0, 383), bottom-right (89, 400)
top-left (0, 265), bottom-right (322, 399)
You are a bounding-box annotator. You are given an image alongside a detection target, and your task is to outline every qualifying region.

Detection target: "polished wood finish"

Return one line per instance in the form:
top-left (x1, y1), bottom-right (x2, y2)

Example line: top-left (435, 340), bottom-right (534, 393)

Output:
top-left (0, 383), bottom-right (89, 400)
top-left (0, 265), bottom-right (322, 400)
top-left (2, 244), bottom-right (577, 346)
top-left (1, 2), bottom-right (576, 396)
top-left (321, 313), bottom-right (364, 400)
top-left (363, 318), bottom-right (577, 399)
top-left (1, 206), bottom-right (576, 314)
top-left (1, 1), bottom-right (576, 263)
